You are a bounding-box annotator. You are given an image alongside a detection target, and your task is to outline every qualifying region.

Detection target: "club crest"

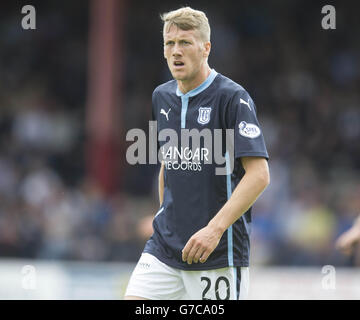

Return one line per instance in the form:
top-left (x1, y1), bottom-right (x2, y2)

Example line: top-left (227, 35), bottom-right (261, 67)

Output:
top-left (197, 107), bottom-right (212, 125)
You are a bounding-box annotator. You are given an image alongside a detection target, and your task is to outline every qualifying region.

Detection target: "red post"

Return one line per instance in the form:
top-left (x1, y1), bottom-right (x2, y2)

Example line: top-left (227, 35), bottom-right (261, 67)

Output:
top-left (86, 0), bottom-right (126, 194)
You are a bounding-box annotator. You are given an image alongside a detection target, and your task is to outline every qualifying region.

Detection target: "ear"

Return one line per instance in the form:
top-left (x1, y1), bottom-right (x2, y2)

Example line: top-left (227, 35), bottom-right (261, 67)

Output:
top-left (203, 41), bottom-right (211, 58)
top-left (163, 44), bottom-right (167, 59)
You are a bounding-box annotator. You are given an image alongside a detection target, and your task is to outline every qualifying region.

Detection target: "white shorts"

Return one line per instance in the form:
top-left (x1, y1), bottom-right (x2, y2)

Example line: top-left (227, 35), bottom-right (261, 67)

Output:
top-left (125, 253), bottom-right (249, 300)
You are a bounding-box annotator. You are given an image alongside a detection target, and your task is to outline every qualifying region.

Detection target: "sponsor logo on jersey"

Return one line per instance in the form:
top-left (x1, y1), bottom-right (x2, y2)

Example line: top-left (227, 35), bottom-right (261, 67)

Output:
top-left (161, 146), bottom-right (210, 172)
top-left (239, 121), bottom-right (261, 138)
top-left (197, 107), bottom-right (212, 125)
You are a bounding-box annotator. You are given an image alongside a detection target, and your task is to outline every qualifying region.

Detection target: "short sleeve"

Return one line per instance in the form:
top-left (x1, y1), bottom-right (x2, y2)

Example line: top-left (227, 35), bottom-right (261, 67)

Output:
top-left (151, 90), bottom-right (157, 122)
top-left (226, 90), bottom-right (269, 160)
top-left (151, 90), bottom-right (160, 152)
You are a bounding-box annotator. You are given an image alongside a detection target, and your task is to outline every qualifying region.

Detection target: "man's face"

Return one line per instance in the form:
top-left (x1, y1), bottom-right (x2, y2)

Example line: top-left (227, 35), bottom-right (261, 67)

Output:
top-left (163, 25), bottom-right (210, 82)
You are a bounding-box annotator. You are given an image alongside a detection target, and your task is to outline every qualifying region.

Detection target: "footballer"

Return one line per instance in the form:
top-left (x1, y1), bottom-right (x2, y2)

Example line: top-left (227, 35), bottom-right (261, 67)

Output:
top-left (125, 6), bottom-right (270, 300)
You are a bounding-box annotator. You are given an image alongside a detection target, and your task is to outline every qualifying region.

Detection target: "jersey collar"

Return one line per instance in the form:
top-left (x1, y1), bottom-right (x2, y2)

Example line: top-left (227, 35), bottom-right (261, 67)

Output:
top-left (176, 69), bottom-right (218, 97)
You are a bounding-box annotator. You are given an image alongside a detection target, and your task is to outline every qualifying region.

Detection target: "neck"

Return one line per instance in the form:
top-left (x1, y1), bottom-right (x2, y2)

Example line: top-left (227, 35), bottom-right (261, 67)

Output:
top-left (177, 65), bottom-right (211, 94)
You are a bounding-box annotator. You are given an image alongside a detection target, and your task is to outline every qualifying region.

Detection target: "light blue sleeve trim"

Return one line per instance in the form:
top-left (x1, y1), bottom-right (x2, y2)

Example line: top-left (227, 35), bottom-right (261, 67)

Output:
top-left (225, 151), bottom-right (234, 267)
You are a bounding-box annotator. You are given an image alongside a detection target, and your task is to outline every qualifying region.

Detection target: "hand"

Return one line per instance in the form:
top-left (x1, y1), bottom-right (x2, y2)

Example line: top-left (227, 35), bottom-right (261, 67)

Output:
top-left (182, 224), bottom-right (223, 265)
top-left (335, 227), bottom-right (360, 255)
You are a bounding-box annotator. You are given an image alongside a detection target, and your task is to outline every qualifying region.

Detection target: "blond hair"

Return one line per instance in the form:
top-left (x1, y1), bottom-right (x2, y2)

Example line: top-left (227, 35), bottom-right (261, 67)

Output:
top-left (161, 7), bottom-right (211, 42)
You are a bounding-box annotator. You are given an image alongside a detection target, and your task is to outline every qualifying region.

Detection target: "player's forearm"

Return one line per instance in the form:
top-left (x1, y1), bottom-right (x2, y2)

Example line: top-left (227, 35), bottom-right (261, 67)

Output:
top-left (354, 215), bottom-right (360, 228)
top-left (159, 162), bottom-right (165, 205)
top-left (208, 162), bottom-right (270, 235)
top-left (350, 215), bottom-right (360, 236)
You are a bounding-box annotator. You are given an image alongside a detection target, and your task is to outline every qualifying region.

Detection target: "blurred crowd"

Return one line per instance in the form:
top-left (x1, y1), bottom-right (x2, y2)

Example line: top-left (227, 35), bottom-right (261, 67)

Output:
top-left (0, 1), bottom-right (359, 266)
top-left (0, 91), bottom-right (155, 261)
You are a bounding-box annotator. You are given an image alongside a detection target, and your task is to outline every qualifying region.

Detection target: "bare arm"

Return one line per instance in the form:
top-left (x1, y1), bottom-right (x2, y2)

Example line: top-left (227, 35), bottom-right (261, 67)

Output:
top-left (208, 157), bottom-right (270, 232)
top-left (182, 156), bottom-right (270, 264)
top-left (159, 161), bottom-right (165, 206)
top-left (336, 215), bottom-right (360, 255)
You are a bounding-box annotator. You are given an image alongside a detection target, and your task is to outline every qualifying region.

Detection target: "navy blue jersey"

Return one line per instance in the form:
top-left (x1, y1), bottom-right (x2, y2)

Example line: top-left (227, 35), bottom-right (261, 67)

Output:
top-left (144, 69), bottom-right (269, 270)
